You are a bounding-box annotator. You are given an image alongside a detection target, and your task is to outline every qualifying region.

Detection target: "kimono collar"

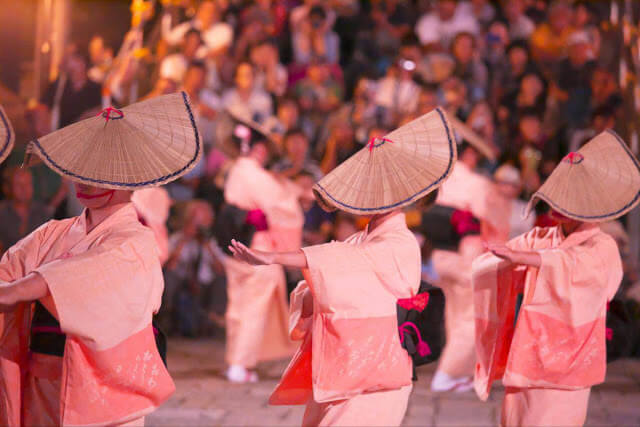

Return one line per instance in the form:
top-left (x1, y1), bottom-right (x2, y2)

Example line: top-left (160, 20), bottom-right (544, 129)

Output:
top-left (558, 222), bottom-right (601, 249)
top-left (77, 203), bottom-right (139, 236)
top-left (365, 211), bottom-right (407, 240)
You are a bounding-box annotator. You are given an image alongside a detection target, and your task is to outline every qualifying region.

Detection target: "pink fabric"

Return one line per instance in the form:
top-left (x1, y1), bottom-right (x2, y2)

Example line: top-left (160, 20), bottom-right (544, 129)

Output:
top-left (270, 211), bottom-right (420, 405)
top-left (245, 209), bottom-right (269, 231)
top-left (132, 188), bottom-right (172, 265)
top-left (397, 293), bottom-right (429, 312)
top-left (501, 386), bottom-right (590, 427)
top-left (0, 204), bottom-right (175, 425)
top-left (224, 157), bottom-right (304, 367)
top-left (472, 224), bottom-right (623, 401)
top-left (302, 384), bottom-right (412, 427)
top-left (433, 162), bottom-right (492, 378)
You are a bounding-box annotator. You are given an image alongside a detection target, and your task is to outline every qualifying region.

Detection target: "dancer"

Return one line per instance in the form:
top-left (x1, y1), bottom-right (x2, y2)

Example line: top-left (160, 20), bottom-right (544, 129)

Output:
top-left (430, 139), bottom-right (494, 392)
top-left (222, 113), bottom-right (304, 383)
top-left (230, 108), bottom-right (457, 426)
top-left (0, 92), bottom-right (200, 425)
top-left (472, 131), bottom-right (637, 426)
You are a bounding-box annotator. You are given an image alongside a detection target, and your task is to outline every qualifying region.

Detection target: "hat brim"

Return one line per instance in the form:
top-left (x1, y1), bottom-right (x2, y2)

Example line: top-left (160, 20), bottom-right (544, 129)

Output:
top-left (0, 105), bottom-right (15, 165)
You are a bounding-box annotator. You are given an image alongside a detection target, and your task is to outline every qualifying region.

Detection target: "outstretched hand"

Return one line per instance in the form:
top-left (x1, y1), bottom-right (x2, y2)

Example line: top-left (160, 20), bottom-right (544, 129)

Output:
top-left (485, 243), bottom-right (542, 268)
top-left (228, 239), bottom-right (273, 266)
top-left (486, 243), bottom-right (515, 262)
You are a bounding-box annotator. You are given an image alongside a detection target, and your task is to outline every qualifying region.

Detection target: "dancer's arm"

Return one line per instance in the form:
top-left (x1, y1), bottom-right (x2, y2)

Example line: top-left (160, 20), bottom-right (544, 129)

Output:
top-left (0, 272), bottom-right (50, 312)
top-left (486, 243), bottom-right (541, 268)
top-left (229, 239), bottom-right (308, 269)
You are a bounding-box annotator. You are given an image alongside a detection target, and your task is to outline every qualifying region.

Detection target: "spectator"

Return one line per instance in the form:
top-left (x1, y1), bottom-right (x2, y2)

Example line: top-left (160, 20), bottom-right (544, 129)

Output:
top-left (416, 0), bottom-right (480, 50)
top-left (530, 1), bottom-right (574, 69)
top-left (159, 29), bottom-right (203, 84)
top-left (223, 62), bottom-right (273, 123)
top-left (292, 5), bottom-right (340, 64)
top-left (182, 61), bottom-right (220, 145)
top-left (451, 32), bottom-right (489, 102)
top-left (41, 45), bottom-right (102, 129)
top-left (164, 200), bottom-right (226, 336)
top-left (463, 0), bottom-right (495, 28)
top-left (569, 104), bottom-right (617, 153)
top-left (87, 35), bottom-right (114, 84)
top-left (590, 67), bottom-right (623, 112)
top-left (163, 0), bottom-right (233, 57)
top-left (295, 61), bottom-right (342, 134)
top-left (374, 58), bottom-right (421, 123)
top-left (500, 0), bottom-right (535, 40)
top-left (272, 128), bottom-right (323, 181)
top-left (249, 39), bottom-right (288, 98)
top-left (0, 167), bottom-right (51, 254)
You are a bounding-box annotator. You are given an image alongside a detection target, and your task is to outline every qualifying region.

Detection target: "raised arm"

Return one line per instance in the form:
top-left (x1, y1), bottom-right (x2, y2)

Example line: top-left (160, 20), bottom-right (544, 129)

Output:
top-left (229, 239), bottom-right (308, 269)
top-left (486, 243), bottom-right (542, 268)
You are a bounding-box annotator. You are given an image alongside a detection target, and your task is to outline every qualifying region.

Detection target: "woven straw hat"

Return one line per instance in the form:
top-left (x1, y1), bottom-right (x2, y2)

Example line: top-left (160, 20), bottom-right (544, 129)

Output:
top-left (526, 130), bottom-right (640, 222)
top-left (313, 107), bottom-right (457, 215)
top-left (0, 104), bottom-right (15, 164)
top-left (25, 91), bottom-right (201, 190)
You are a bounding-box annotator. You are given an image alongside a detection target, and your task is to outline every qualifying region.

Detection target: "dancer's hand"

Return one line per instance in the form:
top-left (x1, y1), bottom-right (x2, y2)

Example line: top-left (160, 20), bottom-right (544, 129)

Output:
top-left (486, 243), bottom-right (515, 262)
top-left (229, 239), bottom-right (273, 266)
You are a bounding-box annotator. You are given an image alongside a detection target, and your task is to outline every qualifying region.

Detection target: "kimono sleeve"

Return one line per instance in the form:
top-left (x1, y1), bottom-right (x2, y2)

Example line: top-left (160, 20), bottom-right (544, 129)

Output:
top-left (532, 235), bottom-right (623, 316)
top-left (289, 279), bottom-right (312, 341)
top-left (0, 222), bottom-right (55, 283)
top-left (34, 230), bottom-right (162, 350)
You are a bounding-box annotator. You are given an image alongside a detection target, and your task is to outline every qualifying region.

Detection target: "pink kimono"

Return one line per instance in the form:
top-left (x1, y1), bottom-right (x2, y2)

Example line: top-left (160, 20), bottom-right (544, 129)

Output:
top-left (472, 224), bottom-right (622, 425)
top-left (0, 204), bottom-right (175, 426)
top-left (270, 211), bottom-right (419, 426)
top-left (224, 157), bottom-right (304, 367)
top-left (132, 187), bottom-right (172, 265)
top-left (432, 162), bottom-right (491, 377)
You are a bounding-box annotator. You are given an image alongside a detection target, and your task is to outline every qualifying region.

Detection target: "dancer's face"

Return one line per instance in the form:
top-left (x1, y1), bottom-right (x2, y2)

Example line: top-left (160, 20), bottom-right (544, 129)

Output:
top-left (75, 183), bottom-right (123, 209)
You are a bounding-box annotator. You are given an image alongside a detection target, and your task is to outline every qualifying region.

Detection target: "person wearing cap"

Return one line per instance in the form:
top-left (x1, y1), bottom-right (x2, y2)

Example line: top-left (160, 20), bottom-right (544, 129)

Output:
top-left (472, 131), bottom-right (635, 426)
top-left (222, 113), bottom-right (304, 383)
top-left (229, 109), bottom-right (457, 425)
top-left (0, 92), bottom-right (201, 425)
top-left (483, 164), bottom-right (536, 244)
top-left (429, 136), bottom-right (494, 393)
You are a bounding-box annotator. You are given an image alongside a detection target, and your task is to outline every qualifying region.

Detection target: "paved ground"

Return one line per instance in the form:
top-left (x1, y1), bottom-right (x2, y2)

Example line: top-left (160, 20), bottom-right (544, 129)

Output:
top-left (147, 338), bottom-right (640, 426)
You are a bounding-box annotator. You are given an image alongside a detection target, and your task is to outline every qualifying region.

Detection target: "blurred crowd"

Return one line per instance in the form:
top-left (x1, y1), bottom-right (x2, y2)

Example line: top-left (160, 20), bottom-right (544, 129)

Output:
top-left (1, 0), bottom-right (639, 337)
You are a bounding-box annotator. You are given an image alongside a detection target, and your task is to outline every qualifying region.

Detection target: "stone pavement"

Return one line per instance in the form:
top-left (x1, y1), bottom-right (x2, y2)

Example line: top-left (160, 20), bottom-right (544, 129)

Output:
top-left (147, 338), bottom-right (640, 426)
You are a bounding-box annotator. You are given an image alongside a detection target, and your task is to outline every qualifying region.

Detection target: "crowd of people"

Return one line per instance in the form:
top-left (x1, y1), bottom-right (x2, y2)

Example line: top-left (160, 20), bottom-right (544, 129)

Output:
top-left (1, 0), bottom-right (639, 349)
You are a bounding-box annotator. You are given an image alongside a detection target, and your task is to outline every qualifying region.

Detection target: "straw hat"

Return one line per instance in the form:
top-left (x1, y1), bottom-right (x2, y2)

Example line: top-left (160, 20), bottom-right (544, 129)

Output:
top-left (0, 104), bottom-right (15, 164)
top-left (313, 107), bottom-right (457, 215)
top-left (526, 130), bottom-right (640, 222)
top-left (448, 114), bottom-right (496, 161)
top-left (25, 91), bottom-right (201, 190)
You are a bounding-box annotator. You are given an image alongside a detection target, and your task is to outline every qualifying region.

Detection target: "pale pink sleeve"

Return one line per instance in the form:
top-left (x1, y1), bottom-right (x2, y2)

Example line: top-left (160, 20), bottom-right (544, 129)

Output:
top-left (34, 231), bottom-right (163, 349)
top-left (0, 222), bottom-right (54, 282)
top-left (289, 280), bottom-right (312, 341)
top-left (534, 235), bottom-right (623, 309)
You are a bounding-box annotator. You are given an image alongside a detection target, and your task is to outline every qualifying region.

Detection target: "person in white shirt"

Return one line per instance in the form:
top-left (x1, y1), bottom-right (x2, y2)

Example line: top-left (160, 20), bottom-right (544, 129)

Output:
top-left (162, 0), bottom-right (233, 58)
top-left (222, 62), bottom-right (273, 123)
top-left (159, 29), bottom-right (202, 83)
top-left (415, 0), bottom-right (480, 49)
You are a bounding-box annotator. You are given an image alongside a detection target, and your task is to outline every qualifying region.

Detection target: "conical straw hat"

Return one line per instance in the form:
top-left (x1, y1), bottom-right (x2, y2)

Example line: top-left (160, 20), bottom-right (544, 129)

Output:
top-left (448, 114), bottom-right (496, 161)
top-left (526, 130), bottom-right (640, 222)
top-left (0, 104), bottom-right (15, 164)
top-left (313, 107), bottom-right (457, 215)
top-left (25, 91), bottom-right (201, 190)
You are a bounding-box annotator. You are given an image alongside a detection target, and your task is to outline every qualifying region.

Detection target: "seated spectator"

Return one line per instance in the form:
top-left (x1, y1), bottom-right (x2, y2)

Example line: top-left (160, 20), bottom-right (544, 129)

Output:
top-left (223, 62), bottom-right (273, 123)
top-left (482, 19), bottom-right (510, 69)
top-left (272, 128), bottom-right (323, 181)
top-left (295, 61), bottom-right (342, 133)
top-left (451, 31), bottom-right (488, 102)
top-left (319, 120), bottom-right (359, 174)
top-left (530, 1), bottom-right (574, 69)
top-left (162, 0), bottom-right (233, 58)
top-left (295, 171), bottom-right (334, 246)
top-left (590, 67), bottom-right (623, 112)
top-left (0, 167), bottom-right (51, 254)
top-left (416, 0), bottom-right (480, 50)
top-left (163, 200), bottom-right (226, 336)
top-left (292, 5), bottom-right (340, 64)
top-left (499, 71), bottom-right (547, 127)
top-left (249, 39), bottom-right (288, 98)
top-left (441, 76), bottom-right (472, 120)
top-left (182, 61), bottom-right (220, 145)
top-left (159, 29), bottom-right (203, 84)
top-left (370, 0), bottom-right (414, 58)
top-left (500, 0), bottom-right (535, 40)
top-left (569, 104), bottom-right (617, 153)
top-left (462, 0), bottom-right (495, 28)
top-left (492, 39), bottom-right (538, 109)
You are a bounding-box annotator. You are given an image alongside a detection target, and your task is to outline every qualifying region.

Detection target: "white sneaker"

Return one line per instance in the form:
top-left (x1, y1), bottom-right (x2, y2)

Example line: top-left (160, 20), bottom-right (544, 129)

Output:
top-left (226, 365), bottom-right (259, 383)
top-left (430, 370), bottom-right (473, 392)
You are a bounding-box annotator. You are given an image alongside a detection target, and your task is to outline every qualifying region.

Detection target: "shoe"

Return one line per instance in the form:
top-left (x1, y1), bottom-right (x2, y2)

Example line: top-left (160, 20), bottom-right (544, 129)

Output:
top-left (430, 370), bottom-right (473, 392)
top-left (226, 365), bottom-right (259, 383)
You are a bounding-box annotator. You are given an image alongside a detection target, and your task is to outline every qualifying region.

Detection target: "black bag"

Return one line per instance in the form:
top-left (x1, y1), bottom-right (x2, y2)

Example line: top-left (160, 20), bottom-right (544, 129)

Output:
top-left (420, 205), bottom-right (480, 251)
top-left (397, 281), bottom-right (446, 379)
top-left (213, 203), bottom-right (256, 256)
top-left (606, 298), bottom-right (640, 362)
